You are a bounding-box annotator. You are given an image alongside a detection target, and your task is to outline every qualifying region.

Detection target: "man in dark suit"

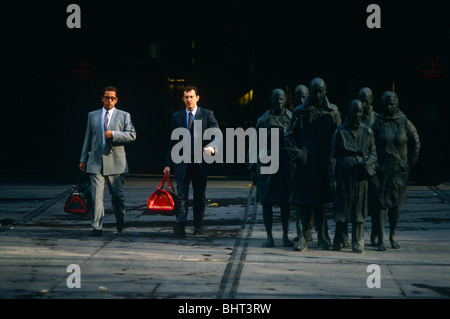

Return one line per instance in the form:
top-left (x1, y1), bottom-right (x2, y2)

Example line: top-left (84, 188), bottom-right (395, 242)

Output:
top-left (164, 86), bottom-right (221, 238)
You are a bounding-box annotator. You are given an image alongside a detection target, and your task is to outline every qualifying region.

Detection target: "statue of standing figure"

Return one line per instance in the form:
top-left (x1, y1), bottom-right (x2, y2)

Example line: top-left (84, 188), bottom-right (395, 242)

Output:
top-left (371, 91), bottom-right (420, 251)
top-left (329, 100), bottom-right (377, 253)
top-left (251, 89), bottom-right (294, 248)
top-left (358, 87), bottom-right (381, 247)
top-left (292, 84), bottom-right (313, 243)
top-left (285, 78), bottom-right (342, 251)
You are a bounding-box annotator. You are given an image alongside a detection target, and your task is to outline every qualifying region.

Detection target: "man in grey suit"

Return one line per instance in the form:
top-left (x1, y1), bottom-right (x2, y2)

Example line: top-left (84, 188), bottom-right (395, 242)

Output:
top-left (79, 86), bottom-right (137, 236)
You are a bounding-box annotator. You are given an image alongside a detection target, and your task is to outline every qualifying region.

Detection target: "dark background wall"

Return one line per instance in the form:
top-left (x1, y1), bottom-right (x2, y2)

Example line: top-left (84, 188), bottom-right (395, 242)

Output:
top-left (1, 0), bottom-right (449, 184)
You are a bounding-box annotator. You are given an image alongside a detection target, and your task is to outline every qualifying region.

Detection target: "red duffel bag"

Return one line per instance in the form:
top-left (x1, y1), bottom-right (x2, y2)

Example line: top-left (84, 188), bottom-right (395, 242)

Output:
top-left (145, 173), bottom-right (178, 216)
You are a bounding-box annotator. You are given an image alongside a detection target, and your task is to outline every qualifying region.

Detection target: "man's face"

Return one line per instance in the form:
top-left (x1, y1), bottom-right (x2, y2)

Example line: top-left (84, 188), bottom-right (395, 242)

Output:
top-left (102, 90), bottom-right (118, 110)
top-left (182, 89), bottom-right (199, 111)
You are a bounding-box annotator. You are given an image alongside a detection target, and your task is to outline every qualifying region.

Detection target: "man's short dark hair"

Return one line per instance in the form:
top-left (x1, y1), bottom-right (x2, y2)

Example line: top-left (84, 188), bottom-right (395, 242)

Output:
top-left (184, 85), bottom-right (199, 96)
top-left (103, 86), bottom-right (118, 96)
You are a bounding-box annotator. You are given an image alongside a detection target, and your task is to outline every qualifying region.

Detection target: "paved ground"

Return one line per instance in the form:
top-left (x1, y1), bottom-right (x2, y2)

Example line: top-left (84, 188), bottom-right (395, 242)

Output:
top-left (0, 175), bottom-right (449, 301)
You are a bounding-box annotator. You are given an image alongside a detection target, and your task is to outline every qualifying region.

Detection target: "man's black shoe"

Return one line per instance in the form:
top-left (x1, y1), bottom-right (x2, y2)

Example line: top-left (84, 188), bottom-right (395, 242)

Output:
top-left (116, 219), bottom-right (124, 234)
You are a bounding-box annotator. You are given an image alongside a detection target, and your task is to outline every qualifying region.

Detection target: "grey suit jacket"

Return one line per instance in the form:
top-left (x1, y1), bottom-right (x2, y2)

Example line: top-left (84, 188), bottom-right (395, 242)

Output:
top-left (80, 108), bottom-right (136, 175)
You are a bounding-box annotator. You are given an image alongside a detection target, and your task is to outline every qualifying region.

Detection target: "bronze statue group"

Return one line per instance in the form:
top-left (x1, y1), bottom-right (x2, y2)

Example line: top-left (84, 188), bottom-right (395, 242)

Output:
top-left (250, 78), bottom-right (421, 254)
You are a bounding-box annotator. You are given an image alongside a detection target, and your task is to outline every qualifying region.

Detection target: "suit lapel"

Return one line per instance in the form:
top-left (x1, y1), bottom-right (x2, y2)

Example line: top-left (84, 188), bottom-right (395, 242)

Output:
top-left (179, 110), bottom-right (187, 128)
top-left (108, 108), bottom-right (119, 130)
top-left (194, 107), bottom-right (203, 131)
top-left (195, 107), bottom-right (202, 121)
top-left (195, 107), bottom-right (208, 131)
top-left (93, 109), bottom-right (103, 137)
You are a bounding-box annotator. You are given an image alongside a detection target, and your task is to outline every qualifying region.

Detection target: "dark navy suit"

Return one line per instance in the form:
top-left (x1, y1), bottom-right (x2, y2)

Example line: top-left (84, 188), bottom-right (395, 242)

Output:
top-left (165, 107), bottom-right (221, 231)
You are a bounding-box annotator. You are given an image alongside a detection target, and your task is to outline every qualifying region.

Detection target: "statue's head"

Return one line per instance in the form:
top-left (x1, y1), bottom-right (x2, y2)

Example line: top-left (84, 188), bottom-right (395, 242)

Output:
top-left (271, 88), bottom-right (287, 111)
top-left (294, 84), bottom-right (309, 106)
top-left (381, 91), bottom-right (399, 117)
top-left (309, 77), bottom-right (327, 106)
top-left (358, 87), bottom-right (374, 115)
top-left (348, 99), bottom-right (363, 126)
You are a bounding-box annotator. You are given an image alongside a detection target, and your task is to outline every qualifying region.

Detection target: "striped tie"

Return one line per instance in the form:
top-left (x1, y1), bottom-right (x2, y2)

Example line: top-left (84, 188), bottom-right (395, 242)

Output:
top-left (104, 111), bottom-right (109, 131)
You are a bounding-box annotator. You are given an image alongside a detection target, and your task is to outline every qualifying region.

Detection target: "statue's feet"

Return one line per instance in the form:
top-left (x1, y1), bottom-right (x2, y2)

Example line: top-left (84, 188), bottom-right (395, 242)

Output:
top-left (294, 238), bottom-right (307, 252)
top-left (370, 235), bottom-right (378, 247)
top-left (352, 242), bottom-right (365, 254)
top-left (377, 240), bottom-right (386, 251)
top-left (333, 242), bottom-right (342, 251)
top-left (306, 230), bottom-right (313, 242)
top-left (390, 236), bottom-right (400, 249)
top-left (262, 238), bottom-right (275, 248)
top-left (283, 237), bottom-right (294, 247)
top-left (317, 239), bottom-right (330, 250)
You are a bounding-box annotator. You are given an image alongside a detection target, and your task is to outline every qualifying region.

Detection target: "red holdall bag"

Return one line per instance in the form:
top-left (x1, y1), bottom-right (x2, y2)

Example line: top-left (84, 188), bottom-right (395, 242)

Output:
top-left (145, 173), bottom-right (179, 216)
top-left (64, 171), bottom-right (92, 216)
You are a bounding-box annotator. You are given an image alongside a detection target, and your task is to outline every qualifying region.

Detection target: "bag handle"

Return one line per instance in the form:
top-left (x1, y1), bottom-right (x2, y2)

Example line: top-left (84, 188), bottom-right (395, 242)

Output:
top-left (166, 173), bottom-right (174, 191)
top-left (157, 173), bottom-right (174, 191)
top-left (75, 170), bottom-right (89, 185)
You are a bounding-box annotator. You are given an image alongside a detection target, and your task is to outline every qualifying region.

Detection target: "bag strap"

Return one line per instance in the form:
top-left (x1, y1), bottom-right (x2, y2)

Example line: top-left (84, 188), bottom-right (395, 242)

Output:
top-left (76, 170), bottom-right (91, 184)
top-left (166, 173), bottom-right (174, 191)
top-left (157, 173), bottom-right (174, 191)
top-left (75, 170), bottom-right (85, 185)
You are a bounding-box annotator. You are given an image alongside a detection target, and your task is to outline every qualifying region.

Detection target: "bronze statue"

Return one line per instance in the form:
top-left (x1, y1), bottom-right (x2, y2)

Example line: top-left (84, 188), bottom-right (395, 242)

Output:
top-left (292, 84), bottom-right (312, 242)
top-left (371, 91), bottom-right (420, 251)
top-left (252, 89), bottom-right (294, 248)
top-left (358, 87), bottom-right (380, 246)
top-left (285, 78), bottom-right (342, 251)
top-left (329, 100), bottom-right (377, 253)
top-left (294, 84), bottom-right (309, 107)
top-left (359, 87), bottom-right (378, 128)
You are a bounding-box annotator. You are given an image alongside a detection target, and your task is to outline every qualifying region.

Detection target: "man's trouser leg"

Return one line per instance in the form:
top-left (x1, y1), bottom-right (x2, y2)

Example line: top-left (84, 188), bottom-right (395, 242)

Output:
top-left (191, 164), bottom-right (207, 232)
top-left (90, 173), bottom-right (105, 230)
top-left (176, 169), bottom-right (191, 227)
top-left (106, 174), bottom-right (126, 231)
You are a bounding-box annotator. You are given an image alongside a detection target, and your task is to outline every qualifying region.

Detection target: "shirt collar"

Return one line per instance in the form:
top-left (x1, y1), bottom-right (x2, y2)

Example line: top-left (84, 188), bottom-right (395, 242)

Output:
top-left (186, 106), bottom-right (198, 116)
top-left (103, 107), bottom-right (116, 116)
